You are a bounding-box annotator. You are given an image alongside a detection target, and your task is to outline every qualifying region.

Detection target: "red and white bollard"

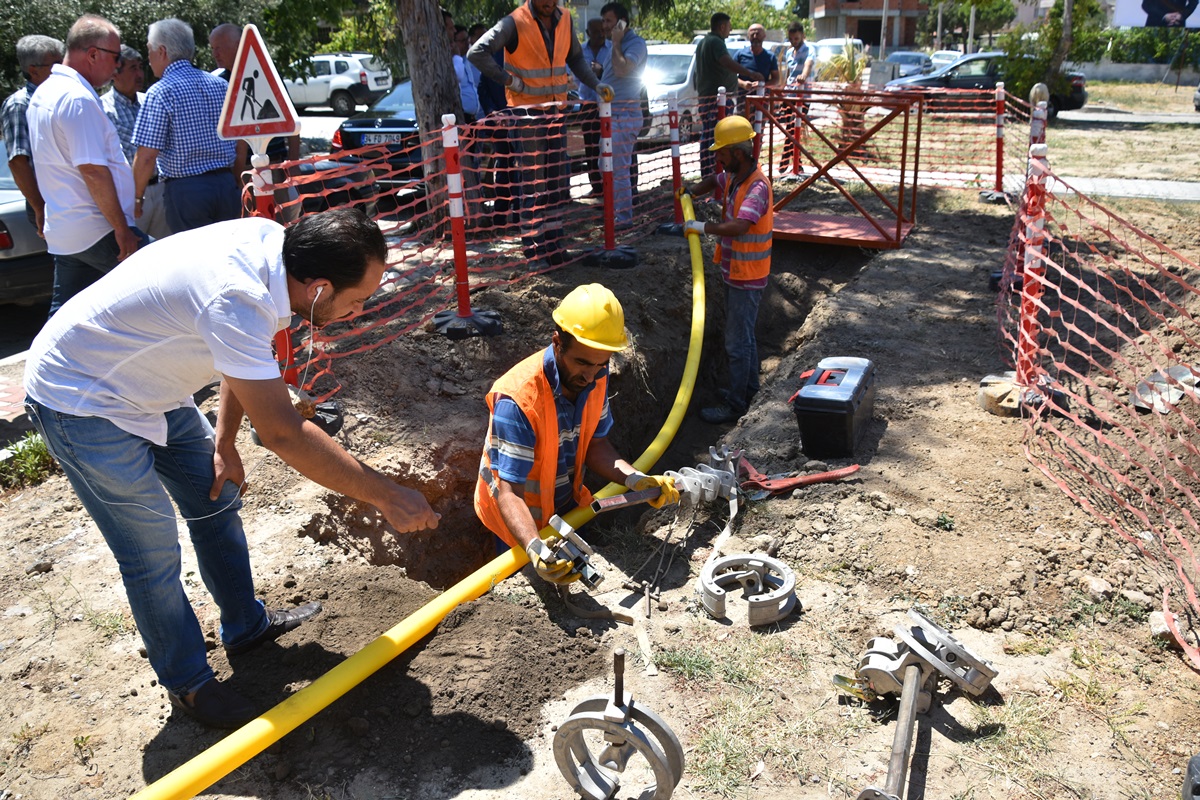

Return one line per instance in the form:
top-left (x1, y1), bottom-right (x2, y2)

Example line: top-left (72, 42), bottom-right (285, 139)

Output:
top-left (994, 82), bottom-right (1006, 194)
top-left (433, 113), bottom-right (502, 339)
top-left (751, 81), bottom-right (766, 162)
top-left (669, 93), bottom-right (683, 224)
top-left (1016, 143), bottom-right (1049, 391)
top-left (599, 99), bottom-right (615, 251)
top-left (1029, 99), bottom-right (1048, 148)
top-left (584, 99), bottom-right (637, 268)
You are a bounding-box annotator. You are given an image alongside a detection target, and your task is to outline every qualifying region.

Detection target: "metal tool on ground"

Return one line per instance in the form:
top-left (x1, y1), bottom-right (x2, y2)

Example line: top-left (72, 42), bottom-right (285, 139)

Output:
top-left (623, 579), bottom-right (667, 618)
top-left (553, 648), bottom-right (685, 800)
top-left (838, 609), bottom-right (998, 800)
top-left (737, 454), bottom-right (860, 499)
top-left (697, 554), bottom-right (798, 626)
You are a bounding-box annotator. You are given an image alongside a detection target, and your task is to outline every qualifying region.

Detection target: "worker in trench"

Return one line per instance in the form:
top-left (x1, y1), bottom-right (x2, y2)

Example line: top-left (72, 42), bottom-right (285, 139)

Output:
top-left (474, 283), bottom-right (680, 583)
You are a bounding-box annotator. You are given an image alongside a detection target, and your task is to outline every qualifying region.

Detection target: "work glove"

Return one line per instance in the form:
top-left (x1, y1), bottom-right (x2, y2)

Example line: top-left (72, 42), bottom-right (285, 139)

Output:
top-left (525, 536), bottom-right (579, 585)
top-left (508, 74), bottom-right (526, 94)
top-left (684, 219), bottom-right (707, 237)
top-left (624, 472), bottom-right (681, 508)
top-left (597, 83), bottom-right (615, 103)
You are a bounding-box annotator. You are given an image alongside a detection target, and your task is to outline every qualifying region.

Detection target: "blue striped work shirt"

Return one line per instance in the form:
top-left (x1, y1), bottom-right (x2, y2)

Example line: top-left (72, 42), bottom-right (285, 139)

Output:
top-left (488, 345), bottom-right (614, 514)
top-left (132, 60), bottom-right (235, 178)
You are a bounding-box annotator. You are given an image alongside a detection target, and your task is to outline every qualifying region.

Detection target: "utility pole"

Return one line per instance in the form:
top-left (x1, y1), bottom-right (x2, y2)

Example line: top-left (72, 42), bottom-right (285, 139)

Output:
top-left (936, 3), bottom-right (944, 50)
top-left (967, 4), bottom-right (977, 53)
top-left (880, 0), bottom-right (889, 60)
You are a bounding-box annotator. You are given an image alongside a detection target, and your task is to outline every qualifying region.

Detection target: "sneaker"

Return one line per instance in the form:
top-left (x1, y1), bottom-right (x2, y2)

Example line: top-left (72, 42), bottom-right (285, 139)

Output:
top-left (168, 678), bottom-right (257, 729)
top-left (699, 403), bottom-right (744, 425)
top-left (224, 601), bottom-right (323, 656)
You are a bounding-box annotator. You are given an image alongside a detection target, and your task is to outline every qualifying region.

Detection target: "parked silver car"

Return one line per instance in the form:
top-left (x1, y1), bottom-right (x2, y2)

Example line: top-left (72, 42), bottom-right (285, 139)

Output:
top-left (0, 152), bottom-right (53, 307)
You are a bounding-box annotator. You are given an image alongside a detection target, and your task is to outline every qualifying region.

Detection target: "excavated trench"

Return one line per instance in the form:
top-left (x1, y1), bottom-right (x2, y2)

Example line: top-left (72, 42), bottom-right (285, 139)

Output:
top-left (298, 238), bottom-right (875, 589)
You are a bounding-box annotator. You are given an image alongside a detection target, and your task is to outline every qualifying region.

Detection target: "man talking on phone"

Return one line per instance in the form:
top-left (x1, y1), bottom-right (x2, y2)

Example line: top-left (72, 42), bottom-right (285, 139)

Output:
top-left (599, 3), bottom-right (646, 230)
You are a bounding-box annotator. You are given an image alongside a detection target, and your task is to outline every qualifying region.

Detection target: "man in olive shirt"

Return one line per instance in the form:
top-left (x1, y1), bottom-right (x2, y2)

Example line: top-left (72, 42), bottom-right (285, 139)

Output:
top-left (694, 13), bottom-right (762, 174)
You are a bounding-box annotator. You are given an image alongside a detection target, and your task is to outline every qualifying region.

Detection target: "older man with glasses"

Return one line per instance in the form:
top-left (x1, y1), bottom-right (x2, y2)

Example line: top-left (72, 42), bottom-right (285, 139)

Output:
top-left (27, 14), bottom-right (150, 316)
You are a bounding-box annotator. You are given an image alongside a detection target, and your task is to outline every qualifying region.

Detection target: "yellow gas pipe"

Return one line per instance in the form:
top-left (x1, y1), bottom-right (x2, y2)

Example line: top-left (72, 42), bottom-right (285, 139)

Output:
top-left (130, 196), bottom-right (707, 800)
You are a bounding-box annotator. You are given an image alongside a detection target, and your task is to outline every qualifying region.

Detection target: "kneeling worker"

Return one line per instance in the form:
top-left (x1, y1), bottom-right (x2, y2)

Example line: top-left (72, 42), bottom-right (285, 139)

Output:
top-left (474, 284), bottom-right (679, 583)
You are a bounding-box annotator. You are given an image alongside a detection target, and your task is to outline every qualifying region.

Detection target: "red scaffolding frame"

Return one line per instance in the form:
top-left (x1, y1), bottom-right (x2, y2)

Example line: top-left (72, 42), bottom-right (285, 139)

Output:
top-left (751, 87), bottom-right (923, 250)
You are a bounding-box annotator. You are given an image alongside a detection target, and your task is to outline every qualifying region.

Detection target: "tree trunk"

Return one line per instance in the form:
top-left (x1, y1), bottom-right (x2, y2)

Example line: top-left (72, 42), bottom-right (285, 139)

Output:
top-left (1048, 0), bottom-right (1073, 79)
top-left (394, 0), bottom-right (462, 226)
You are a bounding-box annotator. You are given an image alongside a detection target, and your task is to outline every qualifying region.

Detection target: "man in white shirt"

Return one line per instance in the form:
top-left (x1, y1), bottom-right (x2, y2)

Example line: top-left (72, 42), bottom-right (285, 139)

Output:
top-left (27, 14), bottom-right (149, 316)
top-left (24, 208), bottom-right (439, 730)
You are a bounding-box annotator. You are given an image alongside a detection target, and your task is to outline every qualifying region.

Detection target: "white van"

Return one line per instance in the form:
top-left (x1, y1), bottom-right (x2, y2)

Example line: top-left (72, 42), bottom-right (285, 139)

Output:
top-left (812, 38), bottom-right (866, 67)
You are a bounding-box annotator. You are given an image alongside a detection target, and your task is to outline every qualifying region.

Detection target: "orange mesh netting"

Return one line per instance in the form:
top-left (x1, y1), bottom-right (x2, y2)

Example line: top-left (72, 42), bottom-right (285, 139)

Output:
top-left (998, 160), bottom-right (1200, 667)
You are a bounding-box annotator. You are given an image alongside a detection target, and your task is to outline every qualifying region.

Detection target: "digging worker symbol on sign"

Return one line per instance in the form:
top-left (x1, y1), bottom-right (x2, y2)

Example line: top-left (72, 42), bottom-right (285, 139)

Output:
top-left (237, 69), bottom-right (281, 123)
top-left (240, 70), bottom-right (257, 119)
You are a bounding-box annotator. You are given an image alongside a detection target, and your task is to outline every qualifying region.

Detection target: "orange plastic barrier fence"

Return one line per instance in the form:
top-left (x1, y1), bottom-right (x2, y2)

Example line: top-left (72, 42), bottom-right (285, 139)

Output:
top-left (243, 91), bottom-right (1029, 398)
top-left (998, 153), bottom-right (1200, 668)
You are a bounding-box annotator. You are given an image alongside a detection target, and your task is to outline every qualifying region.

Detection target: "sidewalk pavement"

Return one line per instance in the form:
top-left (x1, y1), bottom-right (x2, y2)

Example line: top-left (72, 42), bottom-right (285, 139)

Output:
top-left (1058, 108), bottom-right (1200, 125)
top-left (1049, 176), bottom-right (1200, 201)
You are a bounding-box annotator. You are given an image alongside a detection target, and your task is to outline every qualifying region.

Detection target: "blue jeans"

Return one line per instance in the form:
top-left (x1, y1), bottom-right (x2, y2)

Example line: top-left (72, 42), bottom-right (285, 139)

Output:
top-left (25, 401), bottom-right (269, 696)
top-left (49, 227), bottom-right (151, 317)
top-left (725, 284), bottom-right (764, 412)
top-left (611, 107), bottom-right (641, 226)
top-left (164, 171), bottom-right (241, 233)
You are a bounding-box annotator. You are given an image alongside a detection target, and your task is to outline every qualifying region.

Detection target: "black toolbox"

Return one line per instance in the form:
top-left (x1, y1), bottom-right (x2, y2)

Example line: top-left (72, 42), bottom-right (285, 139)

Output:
top-left (790, 357), bottom-right (877, 458)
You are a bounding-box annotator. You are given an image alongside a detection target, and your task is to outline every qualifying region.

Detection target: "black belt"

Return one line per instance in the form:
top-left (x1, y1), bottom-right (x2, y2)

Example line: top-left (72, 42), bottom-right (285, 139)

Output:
top-left (163, 168), bottom-right (231, 182)
top-left (147, 175), bottom-right (160, 186)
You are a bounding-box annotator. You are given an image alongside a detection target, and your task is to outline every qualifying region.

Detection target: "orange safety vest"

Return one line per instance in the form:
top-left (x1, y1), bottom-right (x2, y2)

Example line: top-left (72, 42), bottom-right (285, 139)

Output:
top-left (714, 166), bottom-right (774, 283)
top-left (505, 2), bottom-right (573, 107)
top-left (474, 350), bottom-right (607, 547)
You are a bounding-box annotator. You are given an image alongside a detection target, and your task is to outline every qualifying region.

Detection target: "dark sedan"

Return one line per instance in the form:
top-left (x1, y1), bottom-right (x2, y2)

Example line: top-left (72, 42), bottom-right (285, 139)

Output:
top-left (885, 51), bottom-right (1087, 118)
top-left (330, 80), bottom-right (423, 205)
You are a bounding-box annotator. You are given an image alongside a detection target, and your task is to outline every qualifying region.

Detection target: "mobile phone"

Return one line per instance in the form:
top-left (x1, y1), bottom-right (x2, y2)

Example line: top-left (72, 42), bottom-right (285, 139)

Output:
top-left (615, 20), bottom-right (627, 32)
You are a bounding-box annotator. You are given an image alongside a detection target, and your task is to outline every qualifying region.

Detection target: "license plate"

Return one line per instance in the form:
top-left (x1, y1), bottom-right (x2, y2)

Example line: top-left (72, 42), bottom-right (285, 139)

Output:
top-left (362, 133), bottom-right (406, 144)
top-left (374, 77), bottom-right (389, 85)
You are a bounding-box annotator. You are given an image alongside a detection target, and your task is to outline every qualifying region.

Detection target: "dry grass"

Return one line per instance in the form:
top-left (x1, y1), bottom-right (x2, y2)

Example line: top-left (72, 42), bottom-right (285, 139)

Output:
top-left (1045, 120), bottom-right (1199, 181)
top-left (1085, 80), bottom-right (1198, 114)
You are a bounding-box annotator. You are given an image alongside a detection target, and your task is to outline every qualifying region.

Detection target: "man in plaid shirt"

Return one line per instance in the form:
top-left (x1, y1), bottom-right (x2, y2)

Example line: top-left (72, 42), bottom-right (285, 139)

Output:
top-left (100, 45), bottom-right (171, 239)
top-left (2, 34), bottom-right (64, 232)
top-left (132, 18), bottom-right (240, 234)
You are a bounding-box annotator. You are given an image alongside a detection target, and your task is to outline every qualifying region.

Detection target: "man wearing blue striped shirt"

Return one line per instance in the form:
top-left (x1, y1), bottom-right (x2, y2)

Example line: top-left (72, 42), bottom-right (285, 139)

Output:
top-left (132, 18), bottom-right (241, 234)
top-left (475, 284), bottom-right (678, 584)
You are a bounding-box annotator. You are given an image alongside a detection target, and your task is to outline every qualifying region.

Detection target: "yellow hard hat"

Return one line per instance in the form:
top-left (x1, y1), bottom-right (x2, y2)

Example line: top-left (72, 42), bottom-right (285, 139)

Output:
top-left (552, 284), bottom-right (629, 352)
top-left (709, 115), bottom-right (756, 151)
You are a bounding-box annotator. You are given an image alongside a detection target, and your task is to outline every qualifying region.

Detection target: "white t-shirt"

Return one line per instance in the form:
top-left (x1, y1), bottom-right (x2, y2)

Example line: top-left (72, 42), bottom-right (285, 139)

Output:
top-left (25, 218), bottom-right (293, 446)
top-left (27, 64), bottom-right (135, 255)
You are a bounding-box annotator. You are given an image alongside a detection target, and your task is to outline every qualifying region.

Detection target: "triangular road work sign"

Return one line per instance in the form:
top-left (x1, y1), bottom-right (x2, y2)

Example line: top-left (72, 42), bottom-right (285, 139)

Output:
top-left (219, 24), bottom-right (299, 142)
